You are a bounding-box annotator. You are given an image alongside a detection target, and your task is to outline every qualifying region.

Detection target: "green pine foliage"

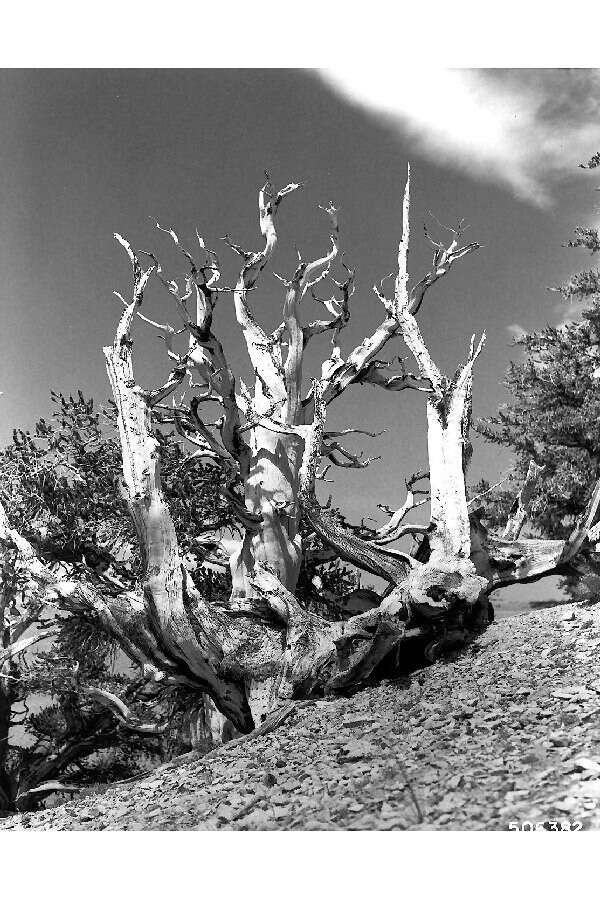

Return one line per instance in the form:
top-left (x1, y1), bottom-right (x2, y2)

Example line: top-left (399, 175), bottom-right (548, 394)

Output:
top-left (476, 152), bottom-right (600, 567)
top-left (0, 391), bottom-right (235, 811)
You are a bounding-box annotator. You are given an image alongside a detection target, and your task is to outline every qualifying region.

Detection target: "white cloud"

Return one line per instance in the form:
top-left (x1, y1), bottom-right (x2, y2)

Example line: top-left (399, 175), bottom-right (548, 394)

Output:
top-left (552, 298), bottom-right (592, 329)
top-left (506, 323), bottom-right (526, 340)
top-left (318, 68), bottom-right (600, 207)
top-left (506, 297), bottom-right (595, 339)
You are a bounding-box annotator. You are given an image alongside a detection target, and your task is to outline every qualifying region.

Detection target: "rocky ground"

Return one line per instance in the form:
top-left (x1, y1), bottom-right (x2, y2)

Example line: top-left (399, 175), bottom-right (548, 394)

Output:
top-left (4, 599), bottom-right (600, 832)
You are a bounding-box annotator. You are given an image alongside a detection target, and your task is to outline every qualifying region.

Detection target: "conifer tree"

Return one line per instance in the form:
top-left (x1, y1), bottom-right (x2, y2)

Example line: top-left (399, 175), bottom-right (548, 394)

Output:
top-left (477, 152), bottom-right (600, 574)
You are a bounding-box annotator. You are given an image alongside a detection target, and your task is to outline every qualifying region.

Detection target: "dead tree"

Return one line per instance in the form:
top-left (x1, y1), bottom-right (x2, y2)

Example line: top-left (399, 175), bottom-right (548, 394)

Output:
top-left (3, 167), bottom-right (600, 732)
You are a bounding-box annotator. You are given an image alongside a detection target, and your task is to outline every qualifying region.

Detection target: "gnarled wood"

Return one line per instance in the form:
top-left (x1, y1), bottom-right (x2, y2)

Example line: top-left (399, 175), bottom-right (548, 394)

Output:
top-left (503, 460), bottom-right (546, 541)
top-left (6, 165), bottom-right (599, 741)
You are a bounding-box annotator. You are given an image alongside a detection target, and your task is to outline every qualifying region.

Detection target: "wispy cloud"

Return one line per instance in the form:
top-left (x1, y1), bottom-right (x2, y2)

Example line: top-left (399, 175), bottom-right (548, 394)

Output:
top-left (318, 69), bottom-right (600, 207)
top-left (552, 298), bottom-right (592, 329)
top-left (508, 298), bottom-right (595, 341)
top-left (506, 323), bottom-right (527, 340)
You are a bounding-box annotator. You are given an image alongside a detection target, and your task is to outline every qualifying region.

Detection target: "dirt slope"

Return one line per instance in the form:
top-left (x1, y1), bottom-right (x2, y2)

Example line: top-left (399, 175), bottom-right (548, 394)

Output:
top-left (4, 600), bottom-right (600, 831)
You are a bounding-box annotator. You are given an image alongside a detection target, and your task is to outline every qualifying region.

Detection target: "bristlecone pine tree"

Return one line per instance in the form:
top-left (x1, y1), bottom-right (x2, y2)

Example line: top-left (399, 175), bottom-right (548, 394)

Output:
top-left (3, 166), bottom-right (600, 736)
top-left (0, 391), bottom-right (238, 811)
top-left (476, 152), bottom-right (600, 598)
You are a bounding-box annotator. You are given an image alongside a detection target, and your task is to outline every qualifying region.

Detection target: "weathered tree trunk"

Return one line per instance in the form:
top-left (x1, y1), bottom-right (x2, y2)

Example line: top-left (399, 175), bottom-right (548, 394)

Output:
top-left (427, 398), bottom-right (471, 560)
top-left (229, 427), bottom-right (304, 600)
top-left (0, 681), bottom-right (14, 812)
top-left (1, 502), bottom-right (38, 812)
top-left (103, 243), bottom-right (257, 730)
top-left (185, 695), bottom-right (238, 749)
top-left (227, 196), bottom-right (338, 605)
top-left (4, 167), bottom-right (600, 739)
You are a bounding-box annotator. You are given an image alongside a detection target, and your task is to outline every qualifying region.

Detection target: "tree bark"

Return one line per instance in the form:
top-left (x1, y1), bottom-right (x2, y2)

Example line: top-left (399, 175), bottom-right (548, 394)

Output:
top-left (0, 680), bottom-right (14, 812)
top-left (229, 427), bottom-right (304, 601)
top-left (427, 397), bottom-right (471, 559)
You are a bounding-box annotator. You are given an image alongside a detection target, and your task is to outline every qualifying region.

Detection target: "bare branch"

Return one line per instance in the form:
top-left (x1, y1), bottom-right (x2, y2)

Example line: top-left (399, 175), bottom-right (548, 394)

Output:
top-left (454, 333), bottom-right (487, 396)
top-left (221, 232), bottom-right (253, 261)
top-left (173, 403), bottom-right (235, 468)
top-left (313, 315), bottom-right (401, 407)
top-left (410, 240), bottom-right (481, 317)
top-left (0, 632), bottom-right (57, 668)
top-left (559, 478), bottom-right (600, 563)
top-left (322, 438), bottom-right (380, 470)
top-left (229, 178), bottom-right (302, 406)
top-left (588, 520), bottom-right (600, 543)
top-left (302, 260), bottom-right (354, 362)
top-left (301, 493), bottom-right (416, 584)
top-left (367, 472), bottom-right (430, 545)
top-left (467, 474), bottom-right (509, 508)
top-left (274, 203), bottom-right (341, 424)
top-left (146, 360), bottom-right (189, 407)
top-left (222, 482), bottom-right (264, 533)
top-left (354, 170), bottom-right (481, 406)
top-left (112, 233), bottom-right (155, 345)
top-left (308, 166), bottom-right (477, 408)
top-left (110, 237), bottom-right (197, 412)
top-left (17, 782), bottom-right (80, 801)
top-left (324, 427), bottom-right (385, 439)
top-left (302, 203), bottom-right (340, 291)
top-left (237, 397), bottom-right (287, 435)
top-left (394, 161), bottom-right (411, 314)
top-left (502, 460), bottom-right (546, 541)
top-left (114, 233), bottom-right (155, 298)
top-left (85, 687), bottom-right (168, 735)
top-left (298, 379), bottom-right (328, 499)
top-left (142, 230), bottom-right (252, 475)
top-left (113, 291), bottom-right (185, 356)
top-left (153, 220), bottom-right (221, 287)
top-left (359, 357), bottom-right (433, 393)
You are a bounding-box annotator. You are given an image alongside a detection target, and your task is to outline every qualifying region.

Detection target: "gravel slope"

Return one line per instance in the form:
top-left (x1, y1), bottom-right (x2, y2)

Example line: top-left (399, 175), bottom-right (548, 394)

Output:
top-left (4, 600), bottom-right (600, 831)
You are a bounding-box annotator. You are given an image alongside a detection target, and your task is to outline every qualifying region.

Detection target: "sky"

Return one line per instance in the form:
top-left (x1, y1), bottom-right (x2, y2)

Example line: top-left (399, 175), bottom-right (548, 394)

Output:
top-left (1, 68), bottom-right (599, 605)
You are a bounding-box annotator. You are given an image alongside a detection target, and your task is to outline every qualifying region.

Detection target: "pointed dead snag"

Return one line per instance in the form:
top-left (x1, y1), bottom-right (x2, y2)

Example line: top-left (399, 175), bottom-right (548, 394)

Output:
top-left (502, 461), bottom-right (546, 542)
top-left (4, 168), bottom-right (600, 734)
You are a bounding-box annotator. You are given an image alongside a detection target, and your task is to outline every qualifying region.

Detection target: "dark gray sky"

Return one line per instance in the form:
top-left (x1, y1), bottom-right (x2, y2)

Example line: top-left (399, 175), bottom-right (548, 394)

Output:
top-left (1, 69), bottom-right (599, 584)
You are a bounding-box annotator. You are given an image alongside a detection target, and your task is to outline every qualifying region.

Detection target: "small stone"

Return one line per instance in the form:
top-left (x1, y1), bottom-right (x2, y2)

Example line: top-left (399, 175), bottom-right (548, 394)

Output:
top-left (262, 772), bottom-right (277, 788)
top-left (422, 717), bottom-right (439, 730)
top-left (215, 803), bottom-right (235, 822)
top-left (573, 757), bottom-right (600, 774)
top-left (272, 806), bottom-right (292, 820)
top-left (552, 687), bottom-right (580, 700)
top-left (281, 778), bottom-right (302, 792)
top-left (436, 796), bottom-right (458, 814)
top-left (341, 712), bottom-right (378, 726)
top-left (337, 740), bottom-right (373, 763)
top-left (570, 781), bottom-right (600, 798)
top-left (78, 809), bottom-right (99, 822)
